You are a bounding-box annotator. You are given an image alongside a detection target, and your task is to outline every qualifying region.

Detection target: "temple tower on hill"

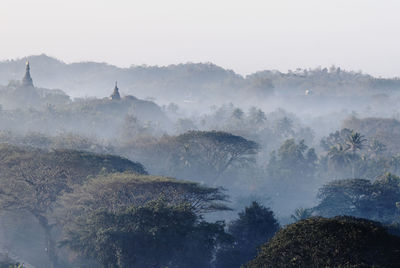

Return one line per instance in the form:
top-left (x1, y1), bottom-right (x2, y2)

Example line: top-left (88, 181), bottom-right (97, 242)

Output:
top-left (110, 81), bottom-right (121, 100)
top-left (22, 61), bottom-right (34, 87)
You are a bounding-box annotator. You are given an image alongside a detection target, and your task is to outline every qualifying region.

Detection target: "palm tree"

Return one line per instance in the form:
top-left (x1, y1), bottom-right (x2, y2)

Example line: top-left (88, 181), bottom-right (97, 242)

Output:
top-left (344, 132), bottom-right (367, 177)
top-left (328, 143), bottom-right (353, 168)
top-left (346, 132), bottom-right (367, 153)
top-left (369, 138), bottom-right (386, 158)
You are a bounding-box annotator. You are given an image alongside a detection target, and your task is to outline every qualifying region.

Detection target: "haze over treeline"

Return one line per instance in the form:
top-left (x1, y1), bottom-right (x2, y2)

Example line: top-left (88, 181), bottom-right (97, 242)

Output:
top-left (1, 54), bottom-right (400, 103)
top-left (0, 54), bottom-right (400, 267)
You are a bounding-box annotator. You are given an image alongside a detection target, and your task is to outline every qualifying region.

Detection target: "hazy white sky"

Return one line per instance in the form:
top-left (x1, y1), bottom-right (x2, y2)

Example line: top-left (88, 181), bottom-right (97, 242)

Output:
top-left (1, 0), bottom-right (400, 76)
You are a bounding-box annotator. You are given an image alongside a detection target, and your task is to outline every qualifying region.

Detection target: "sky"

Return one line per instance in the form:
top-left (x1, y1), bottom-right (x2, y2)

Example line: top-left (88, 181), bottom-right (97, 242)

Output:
top-left (1, 0), bottom-right (400, 77)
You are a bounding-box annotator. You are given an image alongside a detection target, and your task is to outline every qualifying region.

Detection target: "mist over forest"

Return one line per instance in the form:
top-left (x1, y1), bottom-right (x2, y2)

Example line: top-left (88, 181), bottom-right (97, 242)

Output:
top-left (1, 55), bottom-right (400, 267)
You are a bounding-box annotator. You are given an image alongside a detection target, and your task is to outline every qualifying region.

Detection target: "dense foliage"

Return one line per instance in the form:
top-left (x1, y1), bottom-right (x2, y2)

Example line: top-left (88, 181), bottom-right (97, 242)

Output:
top-left (59, 172), bottom-right (229, 217)
top-left (123, 131), bottom-right (260, 185)
top-left (313, 173), bottom-right (400, 223)
top-left (2, 55), bottom-right (400, 103)
top-left (216, 202), bottom-right (279, 268)
top-left (63, 200), bottom-right (229, 268)
top-left (245, 216), bottom-right (400, 268)
top-left (2, 57), bottom-right (400, 267)
top-left (0, 145), bottom-right (146, 267)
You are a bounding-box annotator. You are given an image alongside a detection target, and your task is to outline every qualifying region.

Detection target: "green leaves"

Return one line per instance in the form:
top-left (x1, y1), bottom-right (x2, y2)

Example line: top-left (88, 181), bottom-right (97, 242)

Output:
top-left (314, 173), bottom-right (400, 223)
top-left (63, 200), bottom-right (228, 268)
top-left (245, 216), bottom-right (400, 268)
top-left (216, 202), bottom-right (279, 268)
top-left (138, 130), bottom-right (260, 185)
top-left (345, 131), bottom-right (367, 153)
top-left (268, 139), bottom-right (317, 182)
top-left (59, 172), bottom-right (229, 220)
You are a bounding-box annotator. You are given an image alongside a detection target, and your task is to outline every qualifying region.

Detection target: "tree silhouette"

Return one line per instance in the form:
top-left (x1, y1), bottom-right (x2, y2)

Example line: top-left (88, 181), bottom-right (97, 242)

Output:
top-left (346, 131), bottom-right (367, 153)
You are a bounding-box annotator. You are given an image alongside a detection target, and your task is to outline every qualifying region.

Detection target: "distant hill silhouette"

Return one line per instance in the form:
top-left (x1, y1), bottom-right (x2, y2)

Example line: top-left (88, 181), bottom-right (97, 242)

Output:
top-left (1, 54), bottom-right (400, 106)
top-left (0, 54), bottom-right (242, 101)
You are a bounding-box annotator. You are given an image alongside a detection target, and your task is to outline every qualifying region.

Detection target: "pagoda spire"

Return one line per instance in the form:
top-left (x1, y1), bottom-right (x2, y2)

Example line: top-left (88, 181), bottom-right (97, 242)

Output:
top-left (110, 81), bottom-right (121, 100)
top-left (22, 60), bottom-right (34, 87)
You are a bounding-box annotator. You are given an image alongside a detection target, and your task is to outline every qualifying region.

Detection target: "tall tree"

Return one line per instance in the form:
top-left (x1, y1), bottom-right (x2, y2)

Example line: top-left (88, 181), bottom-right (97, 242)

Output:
top-left (314, 178), bottom-right (373, 218)
top-left (62, 200), bottom-right (229, 268)
top-left (328, 143), bottom-right (353, 168)
top-left (369, 138), bottom-right (387, 158)
top-left (58, 172), bottom-right (230, 223)
top-left (215, 202), bottom-right (279, 268)
top-left (346, 131), bottom-right (367, 153)
top-left (140, 131), bottom-right (260, 184)
top-left (313, 174), bottom-right (400, 223)
top-left (320, 128), bottom-right (352, 151)
top-left (268, 139), bottom-right (317, 182)
top-left (0, 144), bottom-right (146, 268)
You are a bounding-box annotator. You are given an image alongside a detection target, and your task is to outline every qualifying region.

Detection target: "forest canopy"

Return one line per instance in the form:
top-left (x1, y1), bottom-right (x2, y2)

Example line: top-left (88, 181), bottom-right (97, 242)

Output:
top-left (245, 216), bottom-right (400, 268)
top-left (1, 56), bottom-right (400, 267)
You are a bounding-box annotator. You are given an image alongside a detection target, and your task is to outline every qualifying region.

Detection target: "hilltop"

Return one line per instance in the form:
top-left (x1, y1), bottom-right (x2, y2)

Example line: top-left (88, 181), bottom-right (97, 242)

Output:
top-left (1, 55), bottom-right (400, 108)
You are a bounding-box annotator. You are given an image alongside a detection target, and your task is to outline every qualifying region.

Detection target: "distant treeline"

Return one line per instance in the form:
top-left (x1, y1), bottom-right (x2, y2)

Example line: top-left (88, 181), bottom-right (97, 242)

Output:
top-left (1, 54), bottom-right (399, 103)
